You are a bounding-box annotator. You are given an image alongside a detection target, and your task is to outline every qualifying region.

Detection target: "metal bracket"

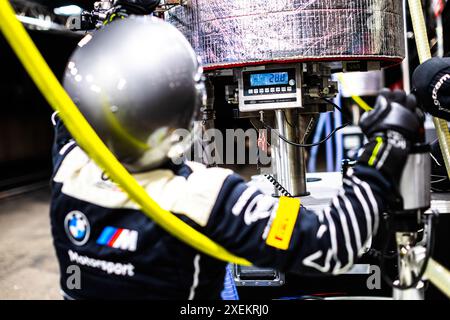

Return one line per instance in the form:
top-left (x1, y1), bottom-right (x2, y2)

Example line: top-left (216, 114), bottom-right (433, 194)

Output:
top-left (232, 265), bottom-right (285, 287)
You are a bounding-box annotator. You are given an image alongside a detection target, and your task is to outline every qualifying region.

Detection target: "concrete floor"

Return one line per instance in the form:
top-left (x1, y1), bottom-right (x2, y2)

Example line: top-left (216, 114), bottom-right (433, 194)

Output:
top-left (0, 188), bottom-right (61, 300)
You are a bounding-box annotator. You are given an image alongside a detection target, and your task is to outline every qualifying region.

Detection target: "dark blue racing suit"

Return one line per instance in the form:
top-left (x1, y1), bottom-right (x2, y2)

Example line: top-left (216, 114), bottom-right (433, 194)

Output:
top-left (50, 118), bottom-right (390, 299)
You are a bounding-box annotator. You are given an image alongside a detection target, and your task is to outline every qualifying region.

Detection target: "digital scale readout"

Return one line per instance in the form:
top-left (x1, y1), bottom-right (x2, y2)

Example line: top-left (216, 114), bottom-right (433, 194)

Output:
top-left (250, 72), bottom-right (289, 87)
top-left (238, 65), bottom-right (302, 112)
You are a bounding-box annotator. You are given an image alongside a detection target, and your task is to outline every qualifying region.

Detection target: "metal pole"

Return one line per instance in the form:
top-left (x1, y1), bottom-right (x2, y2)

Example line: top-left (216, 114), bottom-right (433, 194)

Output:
top-left (272, 109), bottom-right (308, 197)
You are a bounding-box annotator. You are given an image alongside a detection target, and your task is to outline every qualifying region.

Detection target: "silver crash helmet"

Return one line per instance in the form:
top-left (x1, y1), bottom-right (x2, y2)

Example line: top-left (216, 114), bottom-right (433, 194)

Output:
top-left (63, 16), bottom-right (205, 172)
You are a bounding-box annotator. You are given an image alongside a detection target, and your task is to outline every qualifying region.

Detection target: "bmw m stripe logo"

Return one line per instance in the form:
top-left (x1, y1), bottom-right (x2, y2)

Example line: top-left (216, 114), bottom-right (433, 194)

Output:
top-left (97, 226), bottom-right (138, 252)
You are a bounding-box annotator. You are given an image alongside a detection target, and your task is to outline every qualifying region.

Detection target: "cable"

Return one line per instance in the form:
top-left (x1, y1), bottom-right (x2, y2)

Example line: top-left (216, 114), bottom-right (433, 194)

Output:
top-left (321, 98), bottom-right (343, 113)
top-left (264, 174), bottom-right (293, 197)
top-left (282, 110), bottom-right (296, 129)
top-left (259, 98), bottom-right (351, 148)
top-left (263, 174), bottom-right (308, 211)
top-left (260, 120), bottom-right (350, 148)
top-left (407, 212), bottom-right (437, 289)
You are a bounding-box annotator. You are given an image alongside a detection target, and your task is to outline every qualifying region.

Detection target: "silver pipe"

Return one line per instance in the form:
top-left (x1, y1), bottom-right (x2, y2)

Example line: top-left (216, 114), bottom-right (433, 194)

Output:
top-left (272, 109), bottom-right (308, 197)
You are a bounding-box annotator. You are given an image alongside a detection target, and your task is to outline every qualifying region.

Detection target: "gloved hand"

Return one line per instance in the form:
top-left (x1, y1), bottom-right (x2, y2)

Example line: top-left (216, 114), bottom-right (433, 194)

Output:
top-left (412, 57), bottom-right (450, 120)
top-left (357, 89), bottom-right (422, 187)
top-left (117, 0), bottom-right (160, 14)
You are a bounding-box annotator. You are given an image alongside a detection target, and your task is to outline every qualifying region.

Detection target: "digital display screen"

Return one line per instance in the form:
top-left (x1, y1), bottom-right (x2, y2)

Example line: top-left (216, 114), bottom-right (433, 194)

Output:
top-left (250, 72), bottom-right (289, 87)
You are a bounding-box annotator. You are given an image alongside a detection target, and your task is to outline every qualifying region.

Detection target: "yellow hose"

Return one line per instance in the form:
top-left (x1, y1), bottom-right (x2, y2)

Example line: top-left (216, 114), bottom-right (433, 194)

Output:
top-left (0, 0), bottom-right (251, 266)
top-left (408, 0), bottom-right (450, 181)
top-left (425, 258), bottom-right (450, 299)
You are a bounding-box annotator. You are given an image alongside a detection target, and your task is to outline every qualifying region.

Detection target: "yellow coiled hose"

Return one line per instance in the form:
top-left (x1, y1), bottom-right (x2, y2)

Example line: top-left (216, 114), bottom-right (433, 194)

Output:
top-left (0, 0), bottom-right (251, 266)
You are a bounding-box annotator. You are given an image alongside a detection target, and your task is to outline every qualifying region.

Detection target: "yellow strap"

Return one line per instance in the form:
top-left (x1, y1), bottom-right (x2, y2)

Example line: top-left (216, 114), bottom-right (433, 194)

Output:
top-left (0, 0), bottom-right (251, 266)
top-left (351, 95), bottom-right (373, 112)
top-left (368, 137), bottom-right (384, 167)
top-left (337, 74), bottom-right (373, 112)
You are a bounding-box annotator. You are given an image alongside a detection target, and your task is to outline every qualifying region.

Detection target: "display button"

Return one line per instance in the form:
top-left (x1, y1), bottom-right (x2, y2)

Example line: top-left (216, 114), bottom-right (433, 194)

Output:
top-left (264, 88), bottom-right (269, 93)
top-left (287, 87), bottom-right (293, 92)
top-left (281, 87), bottom-right (287, 92)
top-left (259, 89), bottom-right (265, 94)
top-left (248, 89), bottom-right (253, 94)
top-left (270, 88), bottom-right (275, 93)
top-left (276, 87), bottom-right (281, 92)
